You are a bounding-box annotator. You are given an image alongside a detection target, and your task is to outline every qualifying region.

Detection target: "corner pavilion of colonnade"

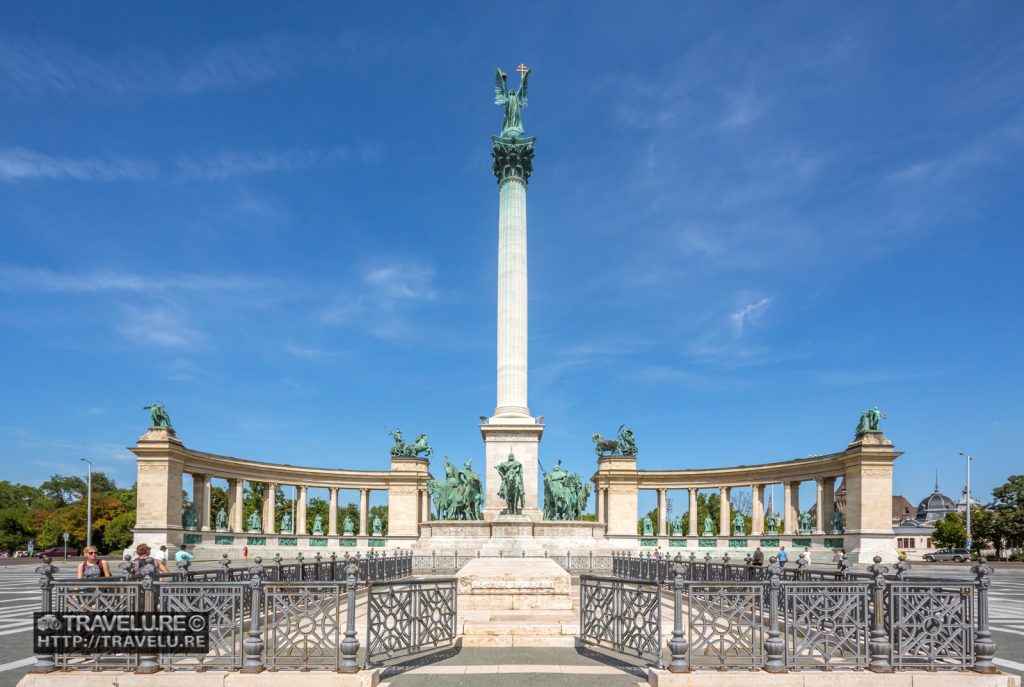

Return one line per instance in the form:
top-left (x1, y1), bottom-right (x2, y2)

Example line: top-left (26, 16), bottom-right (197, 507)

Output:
top-left (131, 422), bottom-right (902, 563)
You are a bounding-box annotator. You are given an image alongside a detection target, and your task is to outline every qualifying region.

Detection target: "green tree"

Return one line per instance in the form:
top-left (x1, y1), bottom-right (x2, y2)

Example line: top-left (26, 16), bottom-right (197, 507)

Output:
top-left (989, 475), bottom-right (1024, 550)
top-left (680, 492), bottom-right (722, 535)
top-left (932, 512), bottom-right (967, 549)
top-left (103, 511), bottom-right (136, 551)
top-left (0, 508), bottom-right (34, 552)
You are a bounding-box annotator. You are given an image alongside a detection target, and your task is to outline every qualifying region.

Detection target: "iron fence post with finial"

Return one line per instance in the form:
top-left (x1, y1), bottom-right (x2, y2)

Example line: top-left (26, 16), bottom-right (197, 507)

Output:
top-left (31, 556), bottom-right (58, 673)
top-left (120, 554), bottom-right (133, 578)
top-left (340, 555), bottom-right (360, 672)
top-left (219, 553), bottom-right (231, 581)
top-left (241, 556), bottom-right (265, 673)
top-left (744, 553), bottom-right (753, 581)
top-left (667, 555), bottom-right (689, 672)
top-left (296, 552), bottom-right (305, 581)
top-left (136, 558), bottom-right (160, 674)
top-left (764, 556), bottom-right (785, 673)
top-left (314, 551), bottom-right (323, 580)
top-left (972, 557), bottom-right (997, 673)
top-left (796, 555), bottom-right (808, 580)
top-left (867, 556), bottom-right (892, 673)
top-left (273, 552), bottom-right (283, 582)
top-left (330, 551), bottom-right (338, 581)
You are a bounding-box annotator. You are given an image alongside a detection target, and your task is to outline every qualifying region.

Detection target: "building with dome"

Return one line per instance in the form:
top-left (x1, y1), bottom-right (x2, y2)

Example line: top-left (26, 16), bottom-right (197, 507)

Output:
top-left (893, 476), bottom-right (960, 559)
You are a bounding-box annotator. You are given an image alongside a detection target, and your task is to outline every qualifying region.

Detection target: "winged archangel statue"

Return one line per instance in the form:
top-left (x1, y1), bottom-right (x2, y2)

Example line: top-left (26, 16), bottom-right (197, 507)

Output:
top-left (494, 66), bottom-right (530, 139)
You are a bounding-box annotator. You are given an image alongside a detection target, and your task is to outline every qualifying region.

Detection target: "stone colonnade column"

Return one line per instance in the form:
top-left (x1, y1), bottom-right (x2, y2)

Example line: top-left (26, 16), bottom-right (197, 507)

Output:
top-left (658, 489), bottom-right (667, 536)
top-left (815, 479), bottom-right (826, 533)
top-left (262, 483), bottom-right (276, 534)
top-left (200, 475), bottom-right (212, 531)
top-left (688, 489), bottom-right (698, 537)
top-left (296, 486), bottom-right (308, 535)
top-left (359, 489), bottom-right (369, 536)
top-left (595, 487), bottom-right (604, 523)
top-left (191, 474), bottom-right (207, 531)
top-left (822, 477), bottom-right (836, 532)
top-left (421, 488), bottom-right (430, 522)
top-left (494, 173), bottom-right (530, 417)
top-left (228, 478), bottom-right (244, 532)
top-left (752, 484), bottom-right (764, 536)
top-left (791, 482), bottom-right (801, 533)
top-left (328, 488), bottom-right (338, 536)
top-left (719, 487), bottom-right (730, 536)
top-left (782, 482), bottom-right (794, 534)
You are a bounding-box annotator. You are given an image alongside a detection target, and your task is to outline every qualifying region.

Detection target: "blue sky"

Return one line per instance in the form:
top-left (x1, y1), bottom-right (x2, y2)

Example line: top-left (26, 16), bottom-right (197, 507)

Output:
top-left (1, 3), bottom-right (1022, 514)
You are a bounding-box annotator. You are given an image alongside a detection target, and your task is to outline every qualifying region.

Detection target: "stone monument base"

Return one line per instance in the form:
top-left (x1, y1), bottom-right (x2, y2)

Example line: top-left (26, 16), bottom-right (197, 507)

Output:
top-left (456, 557), bottom-right (571, 610)
top-left (415, 519), bottom-right (608, 555)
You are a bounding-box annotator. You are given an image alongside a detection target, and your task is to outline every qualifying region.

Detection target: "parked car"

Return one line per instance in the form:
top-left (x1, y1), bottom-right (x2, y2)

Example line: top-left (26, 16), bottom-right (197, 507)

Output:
top-left (35, 546), bottom-right (79, 558)
top-left (924, 548), bottom-right (973, 563)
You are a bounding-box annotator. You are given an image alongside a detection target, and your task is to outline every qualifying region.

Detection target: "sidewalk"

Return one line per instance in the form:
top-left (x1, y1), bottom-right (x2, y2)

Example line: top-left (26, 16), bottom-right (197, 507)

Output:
top-left (379, 646), bottom-right (648, 687)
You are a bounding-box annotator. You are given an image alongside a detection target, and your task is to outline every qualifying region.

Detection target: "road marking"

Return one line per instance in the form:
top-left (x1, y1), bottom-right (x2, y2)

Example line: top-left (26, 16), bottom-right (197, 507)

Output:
top-left (0, 657), bottom-right (35, 672)
top-left (991, 625), bottom-right (1024, 637)
top-left (994, 657), bottom-right (1024, 673)
top-left (0, 625), bottom-right (33, 636)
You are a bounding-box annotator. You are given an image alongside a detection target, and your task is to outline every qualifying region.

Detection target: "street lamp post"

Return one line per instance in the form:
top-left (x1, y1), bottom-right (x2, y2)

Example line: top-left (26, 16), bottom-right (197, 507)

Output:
top-left (959, 452), bottom-right (974, 551)
top-left (80, 458), bottom-right (93, 549)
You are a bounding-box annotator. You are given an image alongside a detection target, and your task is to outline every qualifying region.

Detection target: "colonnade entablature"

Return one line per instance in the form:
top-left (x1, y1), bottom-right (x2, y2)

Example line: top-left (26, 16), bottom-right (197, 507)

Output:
top-left (590, 431), bottom-right (902, 563)
top-left (131, 427), bottom-right (433, 552)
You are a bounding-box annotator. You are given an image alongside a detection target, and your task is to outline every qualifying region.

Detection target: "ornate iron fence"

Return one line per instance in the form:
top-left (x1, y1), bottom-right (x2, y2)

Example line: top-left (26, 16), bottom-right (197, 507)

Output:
top-left (607, 553), bottom-right (999, 674)
top-left (365, 577), bottom-right (458, 665)
top-left (579, 575), bottom-right (662, 664)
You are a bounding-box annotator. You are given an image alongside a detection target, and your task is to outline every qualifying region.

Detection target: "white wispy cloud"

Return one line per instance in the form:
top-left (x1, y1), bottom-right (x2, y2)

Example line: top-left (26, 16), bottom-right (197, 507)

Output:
top-left (117, 307), bottom-right (200, 348)
top-left (731, 297), bottom-right (772, 335)
top-left (0, 146), bottom-right (156, 182)
top-left (321, 260), bottom-right (437, 339)
top-left (0, 265), bottom-right (271, 293)
top-left (285, 343), bottom-right (347, 361)
top-left (176, 146), bottom-right (365, 181)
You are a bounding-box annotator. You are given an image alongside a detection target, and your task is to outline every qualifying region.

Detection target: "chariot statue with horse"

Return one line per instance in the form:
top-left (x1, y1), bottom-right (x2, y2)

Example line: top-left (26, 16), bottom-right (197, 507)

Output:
top-left (592, 425), bottom-right (638, 457)
top-left (388, 428), bottom-right (434, 458)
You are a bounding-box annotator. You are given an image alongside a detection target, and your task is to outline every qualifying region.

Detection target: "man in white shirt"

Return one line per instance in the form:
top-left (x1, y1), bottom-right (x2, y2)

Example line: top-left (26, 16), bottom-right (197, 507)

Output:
top-left (152, 545), bottom-right (168, 563)
top-left (800, 548), bottom-right (812, 565)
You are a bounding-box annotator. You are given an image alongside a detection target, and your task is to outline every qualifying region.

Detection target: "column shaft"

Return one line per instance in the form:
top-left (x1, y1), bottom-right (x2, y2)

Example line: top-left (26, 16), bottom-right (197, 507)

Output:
top-left (658, 489), bottom-right (667, 536)
top-left (192, 474), bottom-right (206, 531)
top-left (823, 477), bottom-right (837, 533)
top-left (783, 482), bottom-right (793, 535)
top-left (494, 177), bottom-right (530, 416)
top-left (228, 479), bottom-right (244, 532)
top-left (719, 487), bottom-right (731, 536)
top-left (688, 489), bottom-right (698, 537)
top-left (359, 489), bottom-right (369, 536)
top-left (752, 484), bottom-right (764, 535)
top-left (815, 479), bottom-right (825, 533)
top-left (595, 486), bottom-right (604, 523)
top-left (296, 486), bottom-right (308, 535)
top-left (263, 483), bottom-right (276, 535)
top-left (328, 488), bottom-right (338, 536)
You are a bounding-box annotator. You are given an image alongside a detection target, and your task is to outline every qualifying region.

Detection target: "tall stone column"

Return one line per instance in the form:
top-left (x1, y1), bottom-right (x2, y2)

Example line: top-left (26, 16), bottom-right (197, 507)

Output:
top-left (228, 478), bottom-right (244, 532)
top-left (262, 483), bottom-right (276, 535)
top-left (814, 479), bottom-right (825, 534)
top-left (595, 487), bottom-right (604, 523)
top-left (783, 482), bottom-right (793, 535)
top-left (482, 132), bottom-right (544, 519)
top-left (296, 486), bottom-right (307, 535)
top-left (751, 484), bottom-right (765, 536)
top-left (328, 488), bottom-right (338, 536)
top-left (719, 487), bottom-right (731, 537)
top-left (688, 489), bottom-right (698, 537)
top-left (791, 482), bottom-right (801, 533)
top-left (359, 489), bottom-right (369, 536)
top-left (658, 489), bottom-right (667, 536)
top-left (823, 476), bottom-right (837, 533)
top-left (191, 474), bottom-right (207, 531)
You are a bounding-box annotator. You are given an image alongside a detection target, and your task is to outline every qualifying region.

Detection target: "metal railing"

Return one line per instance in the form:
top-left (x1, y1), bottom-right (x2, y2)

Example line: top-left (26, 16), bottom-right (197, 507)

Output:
top-left (593, 553), bottom-right (998, 673)
top-left (32, 551), bottom-right (418, 674)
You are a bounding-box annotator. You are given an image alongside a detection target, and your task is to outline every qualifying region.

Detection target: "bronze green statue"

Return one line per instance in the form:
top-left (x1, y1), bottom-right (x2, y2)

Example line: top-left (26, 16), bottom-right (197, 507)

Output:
top-left (388, 429), bottom-right (434, 458)
top-left (312, 514), bottom-right (324, 535)
top-left (641, 515), bottom-right (654, 536)
top-left (855, 407), bottom-right (885, 436)
top-left (799, 510), bottom-right (813, 534)
top-left (215, 508), bottom-right (227, 530)
top-left (496, 450), bottom-right (525, 515)
top-left (831, 509), bottom-right (845, 534)
top-left (732, 512), bottom-right (746, 536)
top-left (428, 457), bottom-right (483, 520)
top-left (542, 459), bottom-right (591, 520)
top-left (343, 515), bottom-right (354, 536)
top-left (371, 516), bottom-right (383, 537)
top-left (670, 517), bottom-right (682, 536)
top-left (182, 504), bottom-right (197, 530)
top-left (143, 402), bottom-right (173, 429)
top-left (280, 512), bottom-right (292, 534)
top-left (494, 66), bottom-right (530, 139)
top-left (592, 425), bottom-right (638, 457)
top-left (765, 511), bottom-right (780, 535)
top-left (246, 511), bottom-right (261, 532)
top-left (702, 515), bottom-right (715, 536)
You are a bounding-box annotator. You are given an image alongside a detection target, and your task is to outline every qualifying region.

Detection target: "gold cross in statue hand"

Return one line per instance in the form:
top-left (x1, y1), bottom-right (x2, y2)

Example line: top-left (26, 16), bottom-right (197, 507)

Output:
top-left (517, 63), bottom-right (529, 77)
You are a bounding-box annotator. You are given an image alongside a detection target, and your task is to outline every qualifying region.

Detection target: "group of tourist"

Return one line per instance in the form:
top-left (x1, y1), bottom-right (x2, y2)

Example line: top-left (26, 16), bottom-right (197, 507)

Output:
top-left (75, 542), bottom-right (194, 579)
top-left (648, 545), bottom-right (847, 570)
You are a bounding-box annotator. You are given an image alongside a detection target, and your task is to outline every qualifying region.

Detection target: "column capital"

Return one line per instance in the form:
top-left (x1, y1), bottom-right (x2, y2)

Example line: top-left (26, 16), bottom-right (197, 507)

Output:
top-left (492, 136), bottom-right (536, 184)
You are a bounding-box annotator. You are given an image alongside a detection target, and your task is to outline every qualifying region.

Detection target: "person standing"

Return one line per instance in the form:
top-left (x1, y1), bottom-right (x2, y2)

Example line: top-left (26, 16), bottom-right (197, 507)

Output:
top-left (802, 547), bottom-right (812, 566)
top-left (76, 547), bottom-right (111, 579)
top-left (752, 547), bottom-right (764, 566)
top-left (777, 545), bottom-right (788, 567)
top-left (152, 545), bottom-right (168, 564)
top-left (174, 544), bottom-right (194, 565)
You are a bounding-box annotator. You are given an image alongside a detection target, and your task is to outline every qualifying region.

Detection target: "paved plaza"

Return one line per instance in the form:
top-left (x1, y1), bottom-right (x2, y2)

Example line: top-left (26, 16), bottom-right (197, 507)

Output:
top-left (1, 560), bottom-right (1023, 687)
